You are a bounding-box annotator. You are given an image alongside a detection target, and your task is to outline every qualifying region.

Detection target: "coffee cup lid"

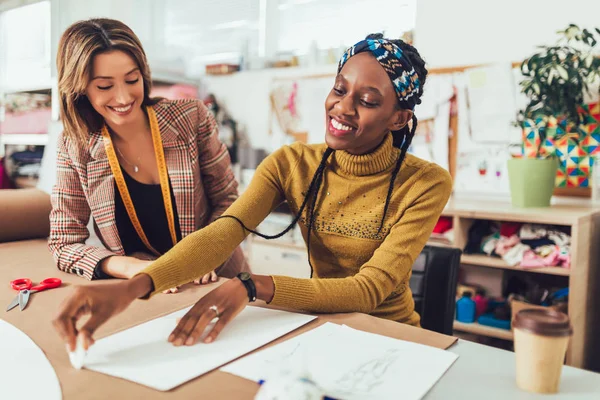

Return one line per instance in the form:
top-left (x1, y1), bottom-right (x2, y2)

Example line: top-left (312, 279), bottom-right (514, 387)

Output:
top-left (513, 309), bottom-right (572, 337)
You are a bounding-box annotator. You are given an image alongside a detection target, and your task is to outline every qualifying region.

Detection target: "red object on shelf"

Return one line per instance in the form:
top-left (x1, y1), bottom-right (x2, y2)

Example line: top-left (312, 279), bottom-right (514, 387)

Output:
top-left (0, 158), bottom-right (14, 189)
top-left (500, 222), bottom-right (522, 238)
top-left (474, 292), bottom-right (489, 318)
top-left (432, 216), bottom-right (453, 234)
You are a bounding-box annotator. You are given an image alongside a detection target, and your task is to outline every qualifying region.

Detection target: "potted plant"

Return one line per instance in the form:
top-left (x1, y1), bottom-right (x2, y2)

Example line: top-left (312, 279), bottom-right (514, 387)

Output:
top-left (509, 24), bottom-right (600, 207)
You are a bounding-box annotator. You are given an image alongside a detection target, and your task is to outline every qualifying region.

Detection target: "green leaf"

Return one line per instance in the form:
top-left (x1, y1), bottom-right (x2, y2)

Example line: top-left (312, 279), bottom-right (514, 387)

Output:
top-left (521, 59), bottom-right (529, 74)
top-left (556, 65), bottom-right (569, 80)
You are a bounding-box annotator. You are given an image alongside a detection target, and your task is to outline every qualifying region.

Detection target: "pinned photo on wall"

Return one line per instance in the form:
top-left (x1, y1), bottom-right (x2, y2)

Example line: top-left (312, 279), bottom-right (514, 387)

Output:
top-left (452, 71), bottom-right (522, 198)
top-left (268, 75), bottom-right (336, 152)
top-left (464, 63), bottom-right (522, 145)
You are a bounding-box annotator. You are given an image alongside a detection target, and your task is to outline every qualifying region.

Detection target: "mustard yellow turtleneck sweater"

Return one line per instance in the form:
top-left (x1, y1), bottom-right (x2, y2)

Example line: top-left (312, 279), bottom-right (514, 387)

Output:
top-left (141, 133), bottom-right (452, 326)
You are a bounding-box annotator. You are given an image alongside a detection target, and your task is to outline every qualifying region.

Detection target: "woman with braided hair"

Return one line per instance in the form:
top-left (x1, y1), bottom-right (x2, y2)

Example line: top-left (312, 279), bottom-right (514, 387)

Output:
top-left (54, 34), bottom-right (453, 351)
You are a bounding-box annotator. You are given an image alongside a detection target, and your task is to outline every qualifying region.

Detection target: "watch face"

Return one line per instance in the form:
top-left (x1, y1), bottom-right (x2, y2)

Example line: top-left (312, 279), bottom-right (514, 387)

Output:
top-left (239, 272), bottom-right (251, 281)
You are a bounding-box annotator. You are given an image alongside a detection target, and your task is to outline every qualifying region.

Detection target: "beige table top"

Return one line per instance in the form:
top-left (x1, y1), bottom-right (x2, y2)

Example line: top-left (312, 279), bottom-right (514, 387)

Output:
top-left (1, 239), bottom-right (457, 399)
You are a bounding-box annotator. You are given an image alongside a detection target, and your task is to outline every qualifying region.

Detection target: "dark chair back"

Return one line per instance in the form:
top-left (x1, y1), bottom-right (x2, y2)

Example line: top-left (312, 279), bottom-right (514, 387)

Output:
top-left (410, 245), bottom-right (461, 335)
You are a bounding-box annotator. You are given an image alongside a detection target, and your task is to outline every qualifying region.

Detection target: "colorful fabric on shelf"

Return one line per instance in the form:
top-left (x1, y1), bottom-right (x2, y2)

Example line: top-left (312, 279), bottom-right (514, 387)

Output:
top-left (499, 222), bottom-right (522, 238)
top-left (481, 232), bottom-right (500, 256)
top-left (520, 224), bottom-right (548, 240)
top-left (494, 235), bottom-right (521, 256)
top-left (502, 243), bottom-right (531, 266)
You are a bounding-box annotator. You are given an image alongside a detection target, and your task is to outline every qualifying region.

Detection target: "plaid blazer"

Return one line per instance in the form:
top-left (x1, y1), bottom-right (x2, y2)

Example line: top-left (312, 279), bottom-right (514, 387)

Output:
top-left (48, 99), bottom-right (249, 280)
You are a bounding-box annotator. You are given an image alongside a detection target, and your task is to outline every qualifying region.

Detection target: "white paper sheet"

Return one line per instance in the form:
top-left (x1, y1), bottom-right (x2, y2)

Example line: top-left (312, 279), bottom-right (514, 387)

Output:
top-left (221, 322), bottom-right (458, 400)
top-left (83, 306), bottom-right (315, 391)
top-left (465, 63), bottom-right (522, 144)
top-left (451, 72), bottom-right (517, 199)
top-left (0, 319), bottom-right (62, 400)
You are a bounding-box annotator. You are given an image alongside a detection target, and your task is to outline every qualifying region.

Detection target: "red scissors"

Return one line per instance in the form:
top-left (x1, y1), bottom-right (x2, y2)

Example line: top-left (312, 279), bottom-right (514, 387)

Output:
top-left (6, 278), bottom-right (62, 312)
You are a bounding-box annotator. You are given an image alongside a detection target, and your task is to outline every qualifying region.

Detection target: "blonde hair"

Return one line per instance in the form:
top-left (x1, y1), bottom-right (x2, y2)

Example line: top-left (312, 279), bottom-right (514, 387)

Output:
top-left (57, 18), bottom-right (159, 143)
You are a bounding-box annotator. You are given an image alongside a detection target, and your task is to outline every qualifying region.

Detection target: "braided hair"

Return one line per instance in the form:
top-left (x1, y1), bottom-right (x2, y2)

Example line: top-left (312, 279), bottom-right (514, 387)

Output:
top-left (364, 33), bottom-right (429, 233)
top-left (218, 149), bottom-right (334, 276)
top-left (218, 33), bottom-right (428, 274)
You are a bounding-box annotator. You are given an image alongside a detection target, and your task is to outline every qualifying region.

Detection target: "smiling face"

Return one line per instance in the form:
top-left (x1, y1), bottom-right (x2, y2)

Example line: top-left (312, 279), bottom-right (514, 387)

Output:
top-left (324, 52), bottom-right (413, 155)
top-left (85, 49), bottom-right (145, 129)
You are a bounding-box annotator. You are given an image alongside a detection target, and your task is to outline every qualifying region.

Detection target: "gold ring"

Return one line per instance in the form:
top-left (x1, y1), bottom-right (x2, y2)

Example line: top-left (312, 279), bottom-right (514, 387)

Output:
top-left (209, 305), bottom-right (220, 318)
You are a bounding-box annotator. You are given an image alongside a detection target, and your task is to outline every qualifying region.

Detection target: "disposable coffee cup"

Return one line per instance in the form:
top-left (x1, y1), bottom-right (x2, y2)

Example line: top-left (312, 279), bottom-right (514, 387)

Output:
top-left (513, 309), bottom-right (572, 394)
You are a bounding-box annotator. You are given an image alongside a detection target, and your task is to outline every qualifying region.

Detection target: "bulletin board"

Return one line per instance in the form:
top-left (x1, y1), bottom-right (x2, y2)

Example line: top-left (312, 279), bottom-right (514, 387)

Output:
top-left (436, 62), bottom-right (596, 198)
top-left (266, 63), bottom-right (597, 198)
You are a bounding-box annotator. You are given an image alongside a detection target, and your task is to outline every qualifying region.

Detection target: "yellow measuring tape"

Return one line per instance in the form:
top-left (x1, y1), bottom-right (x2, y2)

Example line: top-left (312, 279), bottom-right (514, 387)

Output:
top-left (102, 106), bottom-right (177, 256)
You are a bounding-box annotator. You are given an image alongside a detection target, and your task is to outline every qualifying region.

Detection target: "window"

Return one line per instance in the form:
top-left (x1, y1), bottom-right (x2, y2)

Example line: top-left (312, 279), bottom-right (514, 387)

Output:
top-left (0, 1), bottom-right (51, 90)
top-left (163, 0), bottom-right (261, 71)
top-left (277, 0), bottom-right (416, 55)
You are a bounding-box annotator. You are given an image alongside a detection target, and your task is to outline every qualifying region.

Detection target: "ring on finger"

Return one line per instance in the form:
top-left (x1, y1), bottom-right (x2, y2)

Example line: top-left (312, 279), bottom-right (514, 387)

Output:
top-left (209, 305), bottom-right (220, 319)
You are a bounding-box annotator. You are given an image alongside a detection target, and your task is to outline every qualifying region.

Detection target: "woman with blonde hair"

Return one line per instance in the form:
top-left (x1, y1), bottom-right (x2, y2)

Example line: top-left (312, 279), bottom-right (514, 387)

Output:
top-left (48, 18), bottom-right (249, 289)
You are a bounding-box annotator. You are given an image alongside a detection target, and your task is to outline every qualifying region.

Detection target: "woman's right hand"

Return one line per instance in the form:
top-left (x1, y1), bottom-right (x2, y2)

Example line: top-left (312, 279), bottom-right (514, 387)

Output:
top-left (53, 274), bottom-right (154, 351)
top-left (99, 256), bottom-right (152, 279)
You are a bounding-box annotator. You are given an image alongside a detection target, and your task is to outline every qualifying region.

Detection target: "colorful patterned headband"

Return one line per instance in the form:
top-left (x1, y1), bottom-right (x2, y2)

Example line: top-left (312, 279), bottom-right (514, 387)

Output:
top-left (338, 39), bottom-right (421, 110)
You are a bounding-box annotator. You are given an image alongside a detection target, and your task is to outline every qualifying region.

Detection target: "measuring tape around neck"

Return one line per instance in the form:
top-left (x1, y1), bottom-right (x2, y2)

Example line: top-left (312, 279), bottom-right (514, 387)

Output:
top-left (101, 106), bottom-right (177, 256)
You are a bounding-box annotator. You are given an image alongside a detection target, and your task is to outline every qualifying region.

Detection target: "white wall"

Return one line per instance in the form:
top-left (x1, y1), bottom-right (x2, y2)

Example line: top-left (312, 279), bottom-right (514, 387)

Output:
top-left (415, 0), bottom-right (600, 67)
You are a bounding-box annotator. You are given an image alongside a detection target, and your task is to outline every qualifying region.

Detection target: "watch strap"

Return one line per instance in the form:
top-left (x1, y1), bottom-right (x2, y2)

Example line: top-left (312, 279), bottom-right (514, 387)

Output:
top-left (237, 273), bottom-right (257, 302)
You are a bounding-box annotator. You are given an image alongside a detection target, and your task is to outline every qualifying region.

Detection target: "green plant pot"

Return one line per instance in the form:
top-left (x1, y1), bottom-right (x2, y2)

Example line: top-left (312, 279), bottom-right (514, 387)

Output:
top-left (507, 158), bottom-right (559, 208)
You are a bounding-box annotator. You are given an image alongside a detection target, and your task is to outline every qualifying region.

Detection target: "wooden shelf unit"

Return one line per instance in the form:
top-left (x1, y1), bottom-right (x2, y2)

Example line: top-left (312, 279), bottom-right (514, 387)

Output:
top-left (460, 254), bottom-right (570, 276)
top-left (441, 197), bottom-right (600, 371)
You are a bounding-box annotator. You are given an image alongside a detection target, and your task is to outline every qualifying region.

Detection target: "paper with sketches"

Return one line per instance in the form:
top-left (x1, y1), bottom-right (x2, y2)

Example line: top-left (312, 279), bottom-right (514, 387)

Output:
top-left (221, 322), bottom-right (458, 400)
top-left (83, 306), bottom-right (316, 391)
top-left (269, 76), bottom-right (335, 151)
top-left (453, 72), bottom-right (516, 198)
top-left (0, 319), bottom-right (62, 400)
top-left (465, 63), bottom-right (522, 144)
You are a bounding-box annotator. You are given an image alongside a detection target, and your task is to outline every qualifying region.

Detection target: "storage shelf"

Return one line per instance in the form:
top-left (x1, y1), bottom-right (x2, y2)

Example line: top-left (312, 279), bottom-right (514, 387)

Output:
top-left (460, 254), bottom-right (570, 276)
top-left (3, 83), bottom-right (52, 94)
top-left (453, 321), bottom-right (514, 341)
top-left (1, 133), bottom-right (48, 146)
top-left (442, 197), bottom-right (600, 225)
top-left (152, 72), bottom-right (198, 86)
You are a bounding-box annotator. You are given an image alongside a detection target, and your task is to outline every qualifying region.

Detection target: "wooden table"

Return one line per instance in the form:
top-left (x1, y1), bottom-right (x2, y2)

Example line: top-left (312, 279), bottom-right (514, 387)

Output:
top-left (0, 240), bottom-right (456, 399)
top-left (3, 239), bottom-right (600, 399)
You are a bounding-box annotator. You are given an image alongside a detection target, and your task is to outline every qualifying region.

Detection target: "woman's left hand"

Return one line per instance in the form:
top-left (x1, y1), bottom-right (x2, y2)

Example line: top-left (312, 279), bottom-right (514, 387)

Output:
top-left (162, 271), bottom-right (218, 294)
top-left (168, 278), bottom-right (248, 346)
top-left (193, 270), bottom-right (218, 285)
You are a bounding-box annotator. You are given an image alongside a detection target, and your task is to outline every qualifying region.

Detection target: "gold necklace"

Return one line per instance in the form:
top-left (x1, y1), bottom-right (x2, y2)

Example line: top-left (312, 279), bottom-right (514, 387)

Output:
top-left (115, 145), bottom-right (141, 173)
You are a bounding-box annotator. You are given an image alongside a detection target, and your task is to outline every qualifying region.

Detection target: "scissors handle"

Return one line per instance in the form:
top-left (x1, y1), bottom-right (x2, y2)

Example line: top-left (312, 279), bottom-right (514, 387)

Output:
top-left (30, 278), bottom-right (62, 292)
top-left (10, 278), bottom-right (32, 291)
